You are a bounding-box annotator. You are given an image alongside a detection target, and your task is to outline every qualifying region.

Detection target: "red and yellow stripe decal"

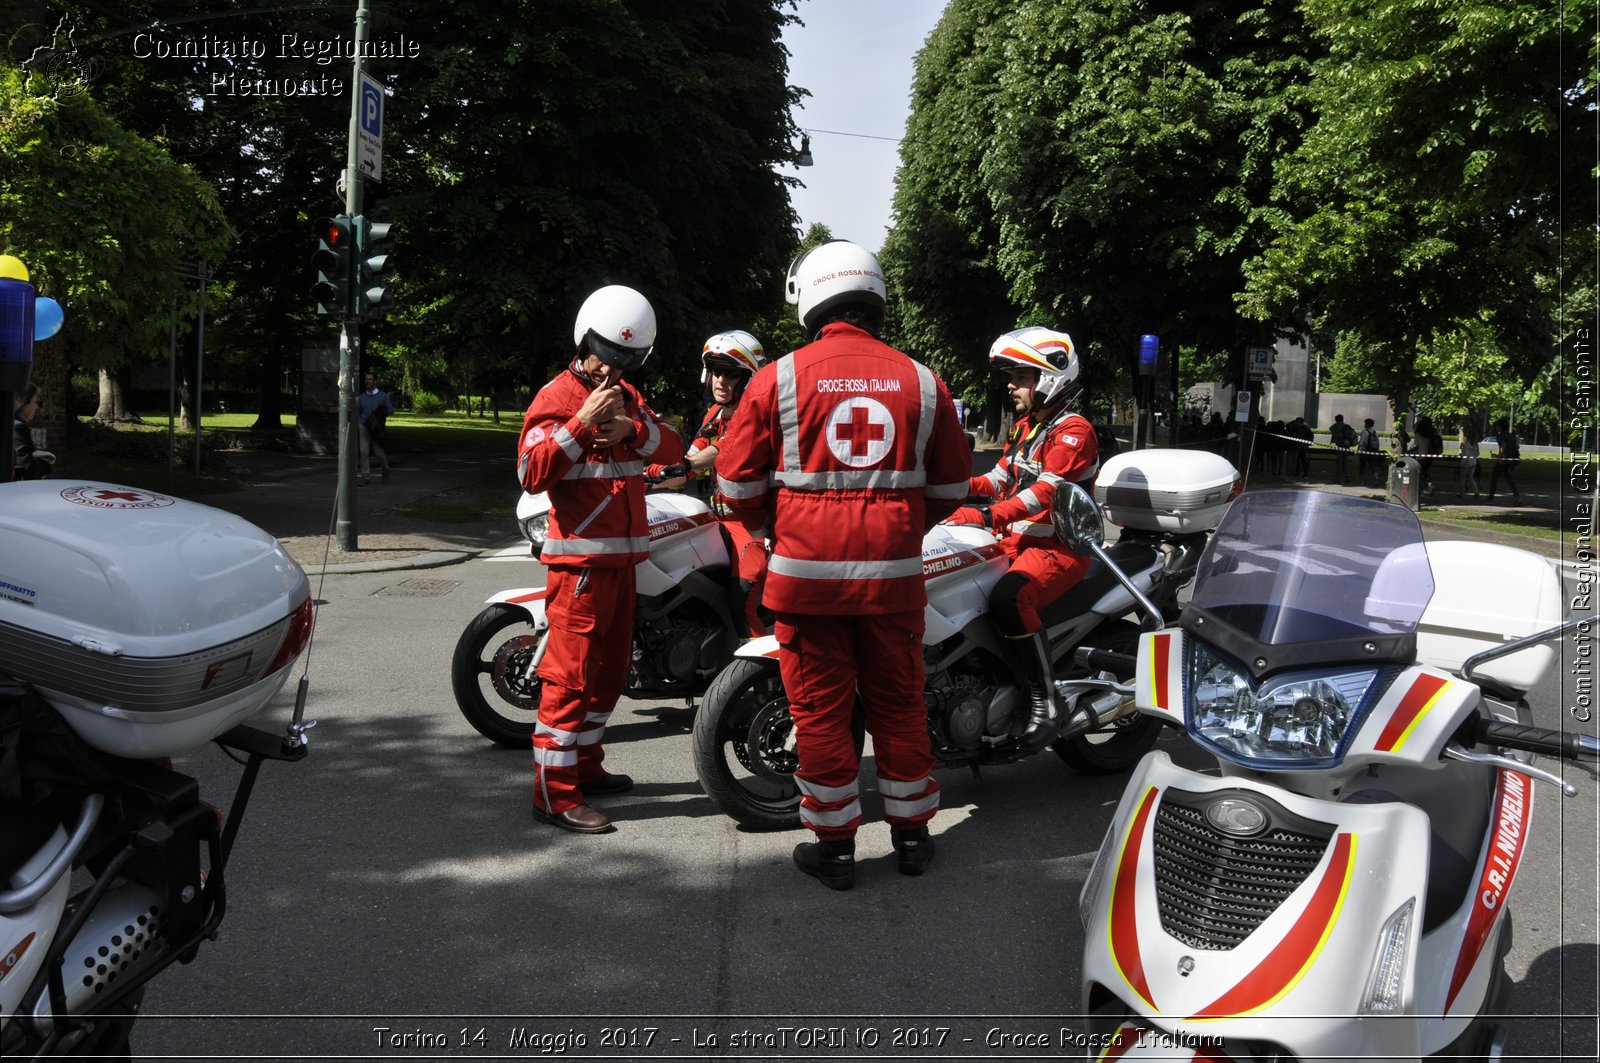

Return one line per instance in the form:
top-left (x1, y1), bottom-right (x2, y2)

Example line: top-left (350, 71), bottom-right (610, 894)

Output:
top-left (1189, 833), bottom-right (1357, 1019)
top-left (1375, 673), bottom-right (1451, 752)
top-left (1148, 633), bottom-right (1173, 711)
top-left (1444, 769), bottom-right (1532, 1011)
top-left (1109, 786), bottom-right (1161, 1010)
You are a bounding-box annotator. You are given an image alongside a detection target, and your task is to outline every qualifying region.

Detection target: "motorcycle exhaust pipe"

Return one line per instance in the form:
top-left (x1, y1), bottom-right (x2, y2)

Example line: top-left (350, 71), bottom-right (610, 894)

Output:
top-left (30, 880), bottom-right (165, 1037)
top-left (1055, 685), bottom-right (1139, 739)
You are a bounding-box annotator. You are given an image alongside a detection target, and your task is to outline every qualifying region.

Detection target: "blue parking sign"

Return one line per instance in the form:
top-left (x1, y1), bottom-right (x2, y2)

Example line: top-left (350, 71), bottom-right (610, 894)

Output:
top-left (361, 80), bottom-right (383, 137)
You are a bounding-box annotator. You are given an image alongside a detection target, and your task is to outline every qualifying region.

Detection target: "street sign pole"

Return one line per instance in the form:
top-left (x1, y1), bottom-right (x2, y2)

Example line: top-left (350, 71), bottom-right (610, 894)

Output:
top-left (337, 0), bottom-right (370, 551)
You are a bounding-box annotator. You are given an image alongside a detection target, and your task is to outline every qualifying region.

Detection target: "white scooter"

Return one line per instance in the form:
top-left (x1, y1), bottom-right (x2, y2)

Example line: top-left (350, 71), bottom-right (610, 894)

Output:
top-left (0, 482), bottom-right (315, 1059)
top-left (1062, 484), bottom-right (1597, 1062)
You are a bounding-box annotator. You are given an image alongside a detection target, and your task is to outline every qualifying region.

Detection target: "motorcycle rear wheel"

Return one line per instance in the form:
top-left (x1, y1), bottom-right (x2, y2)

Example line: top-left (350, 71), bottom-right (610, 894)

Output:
top-left (451, 604), bottom-right (544, 748)
top-left (692, 658), bottom-right (802, 830)
top-left (1053, 620), bottom-right (1162, 774)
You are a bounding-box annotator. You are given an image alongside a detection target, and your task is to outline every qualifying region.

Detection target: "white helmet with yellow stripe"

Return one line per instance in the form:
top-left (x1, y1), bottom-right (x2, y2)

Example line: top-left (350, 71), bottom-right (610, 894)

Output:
top-left (988, 326), bottom-right (1080, 408)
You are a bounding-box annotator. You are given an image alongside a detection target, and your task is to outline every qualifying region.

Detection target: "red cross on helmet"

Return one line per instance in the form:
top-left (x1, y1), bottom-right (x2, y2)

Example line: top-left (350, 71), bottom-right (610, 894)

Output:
top-left (573, 285), bottom-right (657, 371)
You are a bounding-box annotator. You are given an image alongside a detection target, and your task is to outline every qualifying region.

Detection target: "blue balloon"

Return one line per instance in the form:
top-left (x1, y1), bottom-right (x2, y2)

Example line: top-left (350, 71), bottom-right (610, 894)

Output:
top-left (34, 297), bottom-right (63, 341)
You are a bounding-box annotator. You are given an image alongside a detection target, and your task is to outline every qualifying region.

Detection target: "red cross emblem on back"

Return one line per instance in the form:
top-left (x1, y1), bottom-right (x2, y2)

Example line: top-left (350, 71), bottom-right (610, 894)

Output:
top-left (825, 397), bottom-right (895, 467)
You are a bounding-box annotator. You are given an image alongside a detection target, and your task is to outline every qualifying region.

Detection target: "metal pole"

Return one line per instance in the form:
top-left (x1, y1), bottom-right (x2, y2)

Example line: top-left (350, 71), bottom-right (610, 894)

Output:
top-left (194, 262), bottom-right (207, 477)
top-left (336, 0), bottom-right (369, 551)
top-left (168, 294), bottom-right (177, 489)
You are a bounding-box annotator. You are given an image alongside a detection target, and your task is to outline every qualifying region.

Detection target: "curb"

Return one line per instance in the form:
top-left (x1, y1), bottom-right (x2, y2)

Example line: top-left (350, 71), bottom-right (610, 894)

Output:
top-left (299, 549), bottom-right (475, 577)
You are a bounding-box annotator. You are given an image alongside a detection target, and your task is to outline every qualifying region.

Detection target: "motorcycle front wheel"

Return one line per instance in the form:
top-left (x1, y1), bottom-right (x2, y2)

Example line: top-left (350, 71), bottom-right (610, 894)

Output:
top-left (451, 604), bottom-right (544, 748)
top-left (692, 658), bottom-right (803, 830)
top-left (1053, 619), bottom-right (1162, 774)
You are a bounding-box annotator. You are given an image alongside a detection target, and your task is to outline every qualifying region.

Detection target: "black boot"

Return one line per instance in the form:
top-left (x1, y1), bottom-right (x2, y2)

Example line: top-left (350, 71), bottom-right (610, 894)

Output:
top-left (891, 826), bottom-right (936, 876)
top-left (793, 838), bottom-right (855, 890)
top-left (997, 631), bottom-right (1061, 755)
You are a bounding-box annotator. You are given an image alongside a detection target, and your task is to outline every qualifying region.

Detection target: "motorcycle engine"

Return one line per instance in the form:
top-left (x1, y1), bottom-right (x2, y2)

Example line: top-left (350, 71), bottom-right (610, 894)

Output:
top-left (926, 672), bottom-right (1019, 751)
top-left (632, 616), bottom-right (733, 691)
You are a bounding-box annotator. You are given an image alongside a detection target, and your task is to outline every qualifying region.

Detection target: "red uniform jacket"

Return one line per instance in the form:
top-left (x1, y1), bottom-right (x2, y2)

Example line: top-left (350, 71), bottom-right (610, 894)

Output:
top-left (714, 322), bottom-right (972, 615)
top-left (969, 409), bottom-right (1100, 558)
top-left (517, 369), bottom-right (683, 569)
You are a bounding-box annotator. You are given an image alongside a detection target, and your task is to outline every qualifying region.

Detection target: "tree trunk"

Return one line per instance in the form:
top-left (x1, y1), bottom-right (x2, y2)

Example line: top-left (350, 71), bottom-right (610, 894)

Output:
top-left (93, 369), bottom-right (144, 423)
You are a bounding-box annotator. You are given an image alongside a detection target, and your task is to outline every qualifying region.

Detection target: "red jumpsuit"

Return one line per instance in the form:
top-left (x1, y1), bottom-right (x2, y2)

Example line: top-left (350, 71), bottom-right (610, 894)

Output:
top-left (517, 369), bottom-right (683, 815)
top-left (966, 409), bottom-right (1100, 636)
top-left (714, 322), bottom-right (972, 841)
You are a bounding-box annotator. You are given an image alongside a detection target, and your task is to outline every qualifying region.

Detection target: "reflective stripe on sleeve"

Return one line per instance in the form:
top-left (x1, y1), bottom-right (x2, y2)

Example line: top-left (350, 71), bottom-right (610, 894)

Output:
top-left (767, 553), bottom-right (925, 581)
top-left (983, 465), bottom-right (1011, 492)
top-left (1013, 487), bottom-right (1045, 512)
top-left (775, 354), bottom-right (803, 476)
top-left (561, 460), bottom-right (644, 480)
top-left (553, 425), bottom-right (583, 461)
top-left (635, 417), bottom-right (663, 458)
top-left (1012, 520), bottom-right (1057, 538)
top-left (912, 363), bottom-right (937, 470)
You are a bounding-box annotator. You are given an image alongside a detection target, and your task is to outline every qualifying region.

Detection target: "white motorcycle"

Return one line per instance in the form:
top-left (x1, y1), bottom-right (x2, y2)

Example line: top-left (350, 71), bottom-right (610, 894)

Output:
top-left (451, 473), bottom-right (753, 747)
top-left (0, 481), bottom-right (315, 1059)
top-left (1063, 484), bottom-right (1597, 1062)
top-left (690, 449), bottom-right (1241, 830)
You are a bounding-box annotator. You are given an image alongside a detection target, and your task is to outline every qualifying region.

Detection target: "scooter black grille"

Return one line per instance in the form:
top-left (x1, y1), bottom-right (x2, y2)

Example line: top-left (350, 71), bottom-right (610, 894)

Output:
top-left (1152, 795), bottom-right (1333, 950)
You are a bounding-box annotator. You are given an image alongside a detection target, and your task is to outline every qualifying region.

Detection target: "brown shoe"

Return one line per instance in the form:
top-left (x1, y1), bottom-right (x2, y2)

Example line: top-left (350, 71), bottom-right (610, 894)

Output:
top-left (532, 804), bottom-right (614, 834)
top-left (582, 772), bottom-right (634, 795)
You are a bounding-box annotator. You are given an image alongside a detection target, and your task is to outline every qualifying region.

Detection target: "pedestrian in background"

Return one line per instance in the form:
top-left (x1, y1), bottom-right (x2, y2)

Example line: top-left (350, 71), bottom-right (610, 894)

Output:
top-left (11, 384), bottom-right (55, 480)
top-left (716, 240), bottom-right (971, 890)
top-left (1358, 419), bottom-right (1382, 487)
top-left (1287, 416), bottom-right (1312, 476)
top-left (1485, 418), bottom-right (1522, 504)
top-left (1413, 415), bottom-right (1442, 497)
top-left (518, 285), bottom-right (684, 834)
top-left (1457, 429), bottom-right (1481, 500)
top-left (1329, 414), bottom-right (1356, 485)
top-left (357, 372), bottom-right (393, 485)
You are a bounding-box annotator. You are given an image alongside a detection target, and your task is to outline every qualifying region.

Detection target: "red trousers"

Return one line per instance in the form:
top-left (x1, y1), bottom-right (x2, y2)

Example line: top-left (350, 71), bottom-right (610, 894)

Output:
top-left (992, 544), bottom-right (1090, 637)
top-left (532, 565), bottom-right (635, 813)
top-left (775, 610), bottom-right (938, 841)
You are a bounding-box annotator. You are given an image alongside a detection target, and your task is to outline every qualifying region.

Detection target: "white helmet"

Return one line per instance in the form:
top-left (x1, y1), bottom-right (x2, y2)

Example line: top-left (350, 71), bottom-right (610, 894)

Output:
top-left (784, 240), bottom-right (886, 339)
top-left (572, 285), bottom-right (656, 370)
top-left (988, 326), bottom-right (1080, 408)
top-left (700, 329), bottom-right (766, 391)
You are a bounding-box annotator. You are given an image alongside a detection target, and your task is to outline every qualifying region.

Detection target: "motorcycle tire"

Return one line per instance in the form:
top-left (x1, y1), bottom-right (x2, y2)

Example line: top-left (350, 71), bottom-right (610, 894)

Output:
top-left (1053, 620), bottom-right (1163, 774)
top-left (451, 603), bottom-right (545, 749)
top-left (691, 658), bottom-right (868, 831)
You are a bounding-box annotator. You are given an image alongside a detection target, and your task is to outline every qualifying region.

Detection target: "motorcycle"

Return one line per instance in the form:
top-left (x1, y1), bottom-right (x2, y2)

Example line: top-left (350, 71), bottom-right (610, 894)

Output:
top-left (1066, 484), bottom-right (1598, 1061)
top-left (690, 449), bottom-right (1241, 830)
top-left (0, 481), bottom-right (315, 1059)
top-left (451, 470), bottom-right (751, 747)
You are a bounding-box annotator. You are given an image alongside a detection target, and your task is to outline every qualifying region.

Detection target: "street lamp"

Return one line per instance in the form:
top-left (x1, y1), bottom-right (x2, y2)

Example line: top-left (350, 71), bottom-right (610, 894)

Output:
top-left (796, 134), bottom-right (814, 167)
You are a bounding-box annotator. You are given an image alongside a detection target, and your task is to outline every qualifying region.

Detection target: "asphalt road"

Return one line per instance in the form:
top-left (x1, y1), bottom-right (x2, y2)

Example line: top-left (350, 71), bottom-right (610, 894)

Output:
top-left (124, 543), bottom-right (1599, 1062)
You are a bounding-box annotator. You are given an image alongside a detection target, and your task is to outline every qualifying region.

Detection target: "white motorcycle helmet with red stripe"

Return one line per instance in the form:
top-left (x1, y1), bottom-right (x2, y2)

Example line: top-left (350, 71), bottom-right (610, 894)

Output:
top-left (572, 284), bottom-right (656, 371)
top-left (988, 326), bottom-right (1081, 410)
top-left (700, 329), bottom-right (766, 394)
top-left (785, 239), bottom-right (887, 340)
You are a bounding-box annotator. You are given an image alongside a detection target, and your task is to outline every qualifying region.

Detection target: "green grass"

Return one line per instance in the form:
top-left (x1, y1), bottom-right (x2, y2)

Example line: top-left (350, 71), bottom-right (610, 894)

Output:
top-left (1418, 508), bottom-right (1565, 543)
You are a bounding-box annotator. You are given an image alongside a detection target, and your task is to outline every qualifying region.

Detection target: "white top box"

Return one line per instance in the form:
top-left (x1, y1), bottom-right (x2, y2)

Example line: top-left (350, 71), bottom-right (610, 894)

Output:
top-left (0, 482), bottom-right (311, 756)
top-left (1094, 449), bottom-right (1241, 533)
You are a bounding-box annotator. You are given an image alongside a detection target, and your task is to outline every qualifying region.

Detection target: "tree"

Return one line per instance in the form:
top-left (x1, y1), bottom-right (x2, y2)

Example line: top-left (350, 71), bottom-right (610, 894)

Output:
top-left (1240, 0), bottom-right (1591, 404)
top-left (0, 60), bottom-right (233, 418)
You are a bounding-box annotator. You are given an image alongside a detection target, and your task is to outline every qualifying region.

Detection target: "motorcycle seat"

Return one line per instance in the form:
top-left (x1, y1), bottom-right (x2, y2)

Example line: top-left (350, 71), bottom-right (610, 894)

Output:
top-left (1037, 540), bottom-right (1159, 627)
top-left (1339, 758), bottom-right (1495, 932)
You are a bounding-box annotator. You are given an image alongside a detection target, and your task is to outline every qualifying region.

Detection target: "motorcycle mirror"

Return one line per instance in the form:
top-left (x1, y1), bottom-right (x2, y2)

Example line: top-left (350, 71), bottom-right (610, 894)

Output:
top-left (1052, 483), bottom-right (1104, 554)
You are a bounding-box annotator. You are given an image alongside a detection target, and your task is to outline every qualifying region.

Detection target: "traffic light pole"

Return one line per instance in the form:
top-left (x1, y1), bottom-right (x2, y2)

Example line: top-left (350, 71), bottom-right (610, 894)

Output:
top-left (336, 0), bottom-right (370, 551)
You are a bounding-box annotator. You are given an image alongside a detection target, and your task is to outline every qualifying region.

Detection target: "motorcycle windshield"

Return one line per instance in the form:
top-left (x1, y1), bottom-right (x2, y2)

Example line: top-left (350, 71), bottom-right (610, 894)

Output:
top-left (1188, 490), bottom-right (1434, 645)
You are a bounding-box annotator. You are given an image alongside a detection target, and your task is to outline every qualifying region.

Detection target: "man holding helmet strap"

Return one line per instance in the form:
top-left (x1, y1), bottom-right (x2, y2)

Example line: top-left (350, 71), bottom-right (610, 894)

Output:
top-left (647, 329), bottom-right (770, 638)
top-left (715, 240), bottom-right (972, 890)
top-left (947, 326), bottom-right (1101, 755)
top-left (517, 284), bottom-right (684, 834)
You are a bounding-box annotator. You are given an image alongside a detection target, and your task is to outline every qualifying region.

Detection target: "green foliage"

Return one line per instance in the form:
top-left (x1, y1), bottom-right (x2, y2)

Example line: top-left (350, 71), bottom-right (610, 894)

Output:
top-left (0, 61), bottom-right (233, 371)
top-left (410, 389), bottom-right (447, 416)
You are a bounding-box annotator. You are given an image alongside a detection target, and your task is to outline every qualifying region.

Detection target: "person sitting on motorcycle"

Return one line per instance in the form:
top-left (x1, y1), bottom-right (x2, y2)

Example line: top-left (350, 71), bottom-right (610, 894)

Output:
top-left (948, 327), bottom-right (1101, 754)
top-left (648, 330), bottom-right (770, 637)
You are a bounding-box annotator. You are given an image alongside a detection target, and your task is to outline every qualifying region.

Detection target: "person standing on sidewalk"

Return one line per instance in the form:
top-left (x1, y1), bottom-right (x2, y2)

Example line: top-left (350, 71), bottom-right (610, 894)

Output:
top-left (716, 240), bottom-right (972, 890)
top-left (1485, 418), bottom-right (1522, 503)
top-left (517, 285), bottom-right (684, 834)
top-left (356, 372), bottom-right (393, 485)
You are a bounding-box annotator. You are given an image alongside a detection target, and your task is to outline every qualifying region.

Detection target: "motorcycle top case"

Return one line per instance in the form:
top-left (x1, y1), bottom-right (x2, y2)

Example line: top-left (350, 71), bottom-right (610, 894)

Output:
top-left (0, 481), bottom-right (312, 758)
top-left (1093, 449), bottom-right (1240, 533)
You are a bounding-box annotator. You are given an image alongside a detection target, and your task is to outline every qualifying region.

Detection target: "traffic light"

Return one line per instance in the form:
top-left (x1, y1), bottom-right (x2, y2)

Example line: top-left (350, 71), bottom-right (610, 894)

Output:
top-left (355, 216), bottom-right (397, 320)
top-left (310, 215), bottom-right (354, 317)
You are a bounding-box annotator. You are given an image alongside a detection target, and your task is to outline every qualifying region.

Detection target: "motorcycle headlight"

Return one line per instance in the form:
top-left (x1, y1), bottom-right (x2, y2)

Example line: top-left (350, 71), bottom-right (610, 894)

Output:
top-left (519, 511), bottom-right (550, 550)
top-left (1188, 643), bottom-right (1382, 768)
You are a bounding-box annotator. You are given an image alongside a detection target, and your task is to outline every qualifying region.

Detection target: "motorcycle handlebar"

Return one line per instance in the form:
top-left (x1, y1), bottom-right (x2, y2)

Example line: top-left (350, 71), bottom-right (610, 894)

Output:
top-left (646, 464), bottom-right (686, 485)
top-left (1478, 719), bottom-right (1600, 760)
